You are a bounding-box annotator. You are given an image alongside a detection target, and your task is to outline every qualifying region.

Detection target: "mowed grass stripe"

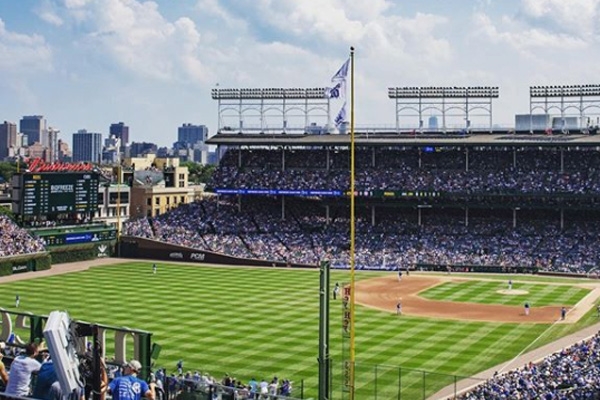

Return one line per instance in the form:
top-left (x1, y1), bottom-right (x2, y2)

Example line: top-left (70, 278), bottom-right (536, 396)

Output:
top-left (420, 280), bottom-right (589, 306)
top-left (0, 262), bottom-right (593, 399)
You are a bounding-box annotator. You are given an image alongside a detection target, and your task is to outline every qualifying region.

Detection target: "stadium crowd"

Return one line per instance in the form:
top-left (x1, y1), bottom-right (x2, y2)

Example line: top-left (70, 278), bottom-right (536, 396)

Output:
top-left (147, 367), bottom-right (294, 400)
top-left (123, 197), bottom-right (600, 275)
top-left (0, 215), bottom-right (46, 257)
top-left (211, 148), bottom-right (600, 194)
top-left (458, 332), bottom-right (600, 399)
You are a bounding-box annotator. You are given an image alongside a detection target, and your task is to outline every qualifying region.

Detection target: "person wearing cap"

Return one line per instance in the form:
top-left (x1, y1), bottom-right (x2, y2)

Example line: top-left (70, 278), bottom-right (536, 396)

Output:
top-left (108, 360), bottom-right (155, 400)
top-left (4, 342), bottom-right (42, 397)
top-left (0, 342), bottom-right (8, 386)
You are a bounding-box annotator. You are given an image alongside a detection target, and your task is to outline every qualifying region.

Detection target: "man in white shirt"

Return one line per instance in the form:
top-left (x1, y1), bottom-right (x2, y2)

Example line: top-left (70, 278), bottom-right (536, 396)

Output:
top-left (4, 343), bottom-right (42, 397)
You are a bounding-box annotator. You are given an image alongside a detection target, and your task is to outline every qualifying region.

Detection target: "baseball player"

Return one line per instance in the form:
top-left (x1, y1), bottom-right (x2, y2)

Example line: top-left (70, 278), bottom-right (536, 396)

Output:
top-left (396, 300), bottom-right (402, 316)
top-left (333, 282), bottom-right (340, 300)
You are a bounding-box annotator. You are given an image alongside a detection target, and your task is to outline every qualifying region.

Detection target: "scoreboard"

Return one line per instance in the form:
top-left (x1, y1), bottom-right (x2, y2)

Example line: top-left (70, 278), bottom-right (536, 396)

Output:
top-left (13, 173), bottom-right (100, 216)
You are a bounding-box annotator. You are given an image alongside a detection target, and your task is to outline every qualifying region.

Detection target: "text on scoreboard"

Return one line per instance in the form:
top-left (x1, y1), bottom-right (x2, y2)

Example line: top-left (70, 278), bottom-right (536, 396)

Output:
top-left (21, 173), bottom-right (100, 215)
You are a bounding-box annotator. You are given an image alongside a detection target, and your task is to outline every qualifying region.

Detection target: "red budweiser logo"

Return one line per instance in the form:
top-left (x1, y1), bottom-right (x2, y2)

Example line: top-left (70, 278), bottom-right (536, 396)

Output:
top-left (27, 158), bottom-right (94, 173)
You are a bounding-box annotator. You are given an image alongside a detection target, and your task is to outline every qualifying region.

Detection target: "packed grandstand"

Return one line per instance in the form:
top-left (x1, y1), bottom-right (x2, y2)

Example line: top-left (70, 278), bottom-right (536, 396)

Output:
top-left (123, 146), bottom-right (600, 275)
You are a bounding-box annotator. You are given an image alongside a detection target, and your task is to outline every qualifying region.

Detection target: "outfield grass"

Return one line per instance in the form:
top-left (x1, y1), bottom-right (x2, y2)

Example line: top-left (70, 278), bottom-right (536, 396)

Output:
top-left (419, 280), bottom-right (589, 306)
top-left (0, 262), bottom-right (598, 399)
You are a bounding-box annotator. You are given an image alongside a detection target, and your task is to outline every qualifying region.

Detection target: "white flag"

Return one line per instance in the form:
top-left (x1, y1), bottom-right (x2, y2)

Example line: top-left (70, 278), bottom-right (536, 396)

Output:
top-left (334, 102), bottom-right (347, 127)
top-left (331, 58), bottom-right (350, 82)
top-left (324, 81), bottom-right (345, 99)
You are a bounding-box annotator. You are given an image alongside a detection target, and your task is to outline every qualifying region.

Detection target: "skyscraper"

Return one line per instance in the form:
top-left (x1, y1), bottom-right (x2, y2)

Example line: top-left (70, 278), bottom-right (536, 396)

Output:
top-left (72, 129), bottom-right (102, 163)
top-left (20, 115), bottom-right (47, 146)
top-left (47, 127), bottom-right (59, 162)
top-left (0, 121), bottom-right (17, 160)
top-left (177, 124), bottom-right (208, 148)
top-left (110, 122), bottom-right (129, 146)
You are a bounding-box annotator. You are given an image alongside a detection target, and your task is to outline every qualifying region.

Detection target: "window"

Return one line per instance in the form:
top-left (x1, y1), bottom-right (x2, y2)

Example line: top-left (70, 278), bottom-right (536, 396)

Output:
top-left (109, 192), bottom-right (129, 204)
top-left (147, 198), bottom-right (151, 206)
top-left (155, 197), bottom-right (160, 205)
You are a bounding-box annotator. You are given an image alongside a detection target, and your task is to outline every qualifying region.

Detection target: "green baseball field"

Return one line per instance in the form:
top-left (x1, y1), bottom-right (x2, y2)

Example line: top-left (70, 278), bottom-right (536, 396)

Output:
top-left (1, 261), bottom-right (599, 399)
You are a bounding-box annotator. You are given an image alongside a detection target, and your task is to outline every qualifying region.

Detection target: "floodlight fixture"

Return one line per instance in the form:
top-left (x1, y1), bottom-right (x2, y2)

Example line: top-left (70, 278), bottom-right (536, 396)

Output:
top-left (211, 87), bottom-right (331, 100)
top-left (530, 84), bottom-right (600, 97)
top-left (388, 86), bottom-right (499, 98)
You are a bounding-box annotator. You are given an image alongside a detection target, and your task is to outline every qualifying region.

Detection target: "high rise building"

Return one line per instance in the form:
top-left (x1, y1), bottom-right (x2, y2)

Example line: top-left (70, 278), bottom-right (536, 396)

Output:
top-left (110, 122), bottom-right (129, 146)
top-left (0, 121), bottom-right (17, 160)
top-left (102, 135), bottom-right (121, 164)
top-left (20, 115), bottom-right (47, 146)
top-left (130, 142), bottom-right (157, 157)
top-left (177, 123), bottom-right (208, 148)
top-left (47, 127), bottom-right (59, 162)
top-left (57, 139), bottom-right (71, 162)
top-left (72, 129), bottom-right (102, 163)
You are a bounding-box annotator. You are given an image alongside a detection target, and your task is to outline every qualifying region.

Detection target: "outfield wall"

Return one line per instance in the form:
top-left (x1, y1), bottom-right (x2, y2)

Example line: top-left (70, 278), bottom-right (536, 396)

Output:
top-left (0, 252), bottom-right (51, 276)
top-left (119, 236), bottom-right (316, 268)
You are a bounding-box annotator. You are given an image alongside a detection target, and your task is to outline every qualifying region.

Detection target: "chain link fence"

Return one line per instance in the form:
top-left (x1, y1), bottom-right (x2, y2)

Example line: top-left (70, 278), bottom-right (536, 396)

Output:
top-left (330, 361), bottom-right (485, 400)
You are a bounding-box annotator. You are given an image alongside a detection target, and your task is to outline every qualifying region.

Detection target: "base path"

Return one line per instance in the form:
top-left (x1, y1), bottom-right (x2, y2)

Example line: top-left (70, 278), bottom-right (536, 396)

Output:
top-left (355, 274), bottom-right (600, 323)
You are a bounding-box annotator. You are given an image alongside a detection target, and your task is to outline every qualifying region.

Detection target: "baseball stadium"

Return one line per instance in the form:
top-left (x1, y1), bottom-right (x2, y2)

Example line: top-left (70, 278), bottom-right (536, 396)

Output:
top-left (3, 71), bottom-right (600, 399)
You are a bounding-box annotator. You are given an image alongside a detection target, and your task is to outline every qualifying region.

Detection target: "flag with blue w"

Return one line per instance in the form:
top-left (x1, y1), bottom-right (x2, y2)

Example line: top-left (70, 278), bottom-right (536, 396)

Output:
top-left (334, 102), bottom-right (347, 127)
top-left (331, 58), bottom-right (350, 82)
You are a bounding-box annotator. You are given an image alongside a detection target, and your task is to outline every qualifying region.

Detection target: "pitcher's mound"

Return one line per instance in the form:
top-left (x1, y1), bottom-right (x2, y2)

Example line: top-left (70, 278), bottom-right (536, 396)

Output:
top-left (497, 289), bottom-right (528, 295)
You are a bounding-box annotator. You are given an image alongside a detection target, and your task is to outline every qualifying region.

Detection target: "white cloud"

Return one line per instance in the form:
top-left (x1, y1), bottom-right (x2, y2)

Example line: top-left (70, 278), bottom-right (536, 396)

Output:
top-left (61, 0), bottom-right (212, 84)
top-left (195, 0), bottom-right (247, 29)
top-left (38, 11), bottom-right (64, 26)
top-left (64, 0), bottom-right (92, 8)
top-left (521, 0), bottom-right (599, 38)
top-left (472, 11), bottom-right (588, 52)
top-left (0, 19), bottom-right (53, 73)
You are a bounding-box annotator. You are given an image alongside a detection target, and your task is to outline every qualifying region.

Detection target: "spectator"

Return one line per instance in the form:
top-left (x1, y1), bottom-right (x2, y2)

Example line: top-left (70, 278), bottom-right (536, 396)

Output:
top-left (108, 360), bottom-right (155, 400)
top-left (0, 342), bottom-right (8, 386)
top-left (4, 342), bottom-right (42, 397)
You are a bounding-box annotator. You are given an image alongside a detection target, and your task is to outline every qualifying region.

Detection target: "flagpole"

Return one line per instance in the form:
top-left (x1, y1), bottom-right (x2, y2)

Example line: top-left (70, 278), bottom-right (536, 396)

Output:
top-left (349, 45), bottom-right (356, 400)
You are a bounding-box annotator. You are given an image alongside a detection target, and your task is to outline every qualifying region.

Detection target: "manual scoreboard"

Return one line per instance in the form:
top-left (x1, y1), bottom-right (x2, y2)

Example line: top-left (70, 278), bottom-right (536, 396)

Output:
top-left (13, 172), bottom-right (100, 216)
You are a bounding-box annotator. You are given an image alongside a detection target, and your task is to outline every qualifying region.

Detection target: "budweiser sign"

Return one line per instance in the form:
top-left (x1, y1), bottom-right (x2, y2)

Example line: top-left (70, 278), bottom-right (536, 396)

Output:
top-left (27, 158), bottom-right (94, 173)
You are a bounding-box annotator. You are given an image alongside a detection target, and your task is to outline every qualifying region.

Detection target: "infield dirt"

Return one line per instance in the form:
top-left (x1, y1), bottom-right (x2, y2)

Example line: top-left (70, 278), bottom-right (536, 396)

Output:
top-left (355, 274), bottom-right (600, 324)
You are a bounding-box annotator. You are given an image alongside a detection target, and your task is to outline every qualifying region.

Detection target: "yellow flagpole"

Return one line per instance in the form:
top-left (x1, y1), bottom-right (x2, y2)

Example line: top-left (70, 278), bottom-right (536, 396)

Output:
top-left (349, 45), bottom-right (356, 400)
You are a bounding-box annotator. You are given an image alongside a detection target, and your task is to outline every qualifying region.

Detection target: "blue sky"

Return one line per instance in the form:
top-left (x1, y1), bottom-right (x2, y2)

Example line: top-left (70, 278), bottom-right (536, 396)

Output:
top-left (0, 0), bottom-right (599, 147)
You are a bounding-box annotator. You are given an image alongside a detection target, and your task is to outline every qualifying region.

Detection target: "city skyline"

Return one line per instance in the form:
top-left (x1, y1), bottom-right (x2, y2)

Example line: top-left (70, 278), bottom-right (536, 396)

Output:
top-left (1, 0), bottom-right (600, 146)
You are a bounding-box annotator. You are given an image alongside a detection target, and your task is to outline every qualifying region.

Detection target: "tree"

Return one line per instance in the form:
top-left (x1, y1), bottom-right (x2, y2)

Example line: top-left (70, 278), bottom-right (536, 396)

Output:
top-left (0, 162), bottom-right (17, 183)
top-left (0, 206), bottom-right (14, 219)
top-left (181, 161), bottom-right (215, 184)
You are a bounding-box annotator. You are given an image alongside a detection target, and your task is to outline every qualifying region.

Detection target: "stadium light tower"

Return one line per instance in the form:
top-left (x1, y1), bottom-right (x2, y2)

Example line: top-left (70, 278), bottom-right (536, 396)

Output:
top-left (529, 84), bottom-right (600, 132)
top-left (388, 86), bottom-right (499, 133)
top-left (212, 87), bottom-right (332, 135)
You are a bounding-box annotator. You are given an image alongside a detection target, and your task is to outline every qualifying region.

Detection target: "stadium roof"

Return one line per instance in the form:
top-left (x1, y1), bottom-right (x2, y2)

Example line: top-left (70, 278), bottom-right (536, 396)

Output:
top-left (206, 132), bottom-right (600, 147)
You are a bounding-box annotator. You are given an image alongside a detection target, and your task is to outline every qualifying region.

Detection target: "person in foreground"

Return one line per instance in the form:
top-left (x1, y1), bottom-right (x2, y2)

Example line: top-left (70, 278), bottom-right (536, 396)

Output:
top-left (108, 360), bottom-right (155, 400)
top-left (4, 342), bottom-right (42, 397)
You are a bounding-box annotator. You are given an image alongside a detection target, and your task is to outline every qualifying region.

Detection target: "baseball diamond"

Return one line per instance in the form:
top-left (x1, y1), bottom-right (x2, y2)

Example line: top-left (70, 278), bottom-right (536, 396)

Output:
top-left (1, 259), bottom-right (600, 399)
